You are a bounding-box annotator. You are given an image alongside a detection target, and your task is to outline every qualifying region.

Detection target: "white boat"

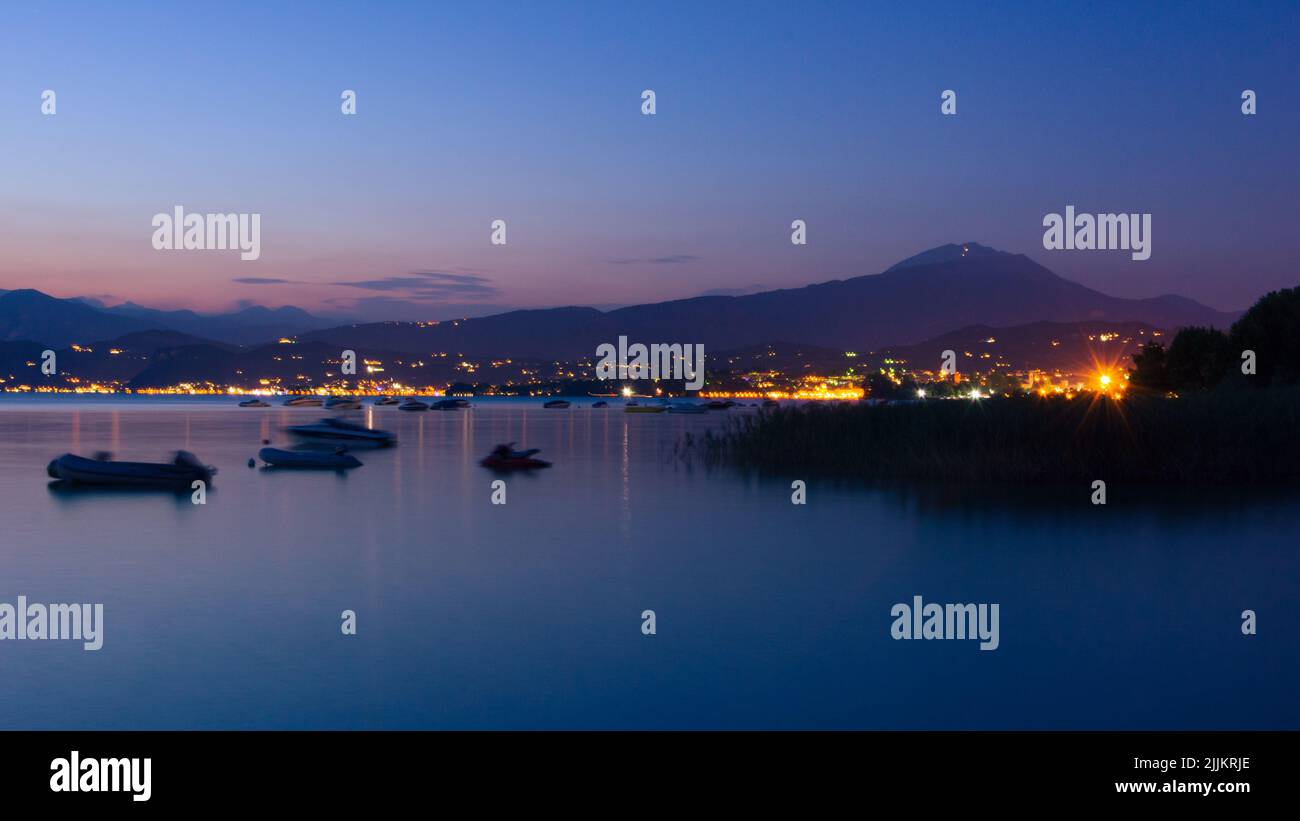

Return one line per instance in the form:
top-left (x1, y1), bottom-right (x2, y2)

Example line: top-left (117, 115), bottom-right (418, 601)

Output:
top-left (373, 396), bottom-right (400, 406)
top-left (283, 396), bottom-right (324, 407)
top-left (286, 418), bottom-right (396, 448)
top-left (324, 397), bottom-right (362, 410)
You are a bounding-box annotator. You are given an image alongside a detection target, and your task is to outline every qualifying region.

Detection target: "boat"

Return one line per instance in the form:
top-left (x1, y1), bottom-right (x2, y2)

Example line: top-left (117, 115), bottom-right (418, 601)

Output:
top-left (762, 398), bottom-right (779, 408)
top-left (399, 399), bottom-right (429, 411)
top-left (46, 451), bottom-right (217, 488)
top-left (705, 400), bottom-right (732, 410)
top-left (373, 396), bottom-right (400, 406)
top-left (283, 396), bottom-right (325, 407)
top-left (543, 399), bottom-right (571, 409)
top-left (431, 398), bottom-right (470, 410)
top-left (238, 398), bottom-right (270, 407)
top-left (258, 447), bottom-right (362, 469)
top-left (667, 402), bottom-right (707, 414)
top-left (324, 396), bottom-right (362, 410)
top-left (286, 417), bottom-right (396, 448)
top-left (624, 403), bottom-right (667, 414)
top-left (480, 443), bottom-right (551, 471)
top-left (591, 401), bottom-right (609, 408)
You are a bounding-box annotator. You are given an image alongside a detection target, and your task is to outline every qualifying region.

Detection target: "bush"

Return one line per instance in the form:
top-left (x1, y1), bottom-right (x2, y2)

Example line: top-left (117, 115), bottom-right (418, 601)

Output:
top-left (690, 390), bottom-right (1300, 483)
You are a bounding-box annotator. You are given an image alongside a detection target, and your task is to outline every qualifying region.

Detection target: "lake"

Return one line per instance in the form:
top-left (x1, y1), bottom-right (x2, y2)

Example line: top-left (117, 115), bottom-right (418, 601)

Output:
top-left (0, 396), bottom-right (1295, 729)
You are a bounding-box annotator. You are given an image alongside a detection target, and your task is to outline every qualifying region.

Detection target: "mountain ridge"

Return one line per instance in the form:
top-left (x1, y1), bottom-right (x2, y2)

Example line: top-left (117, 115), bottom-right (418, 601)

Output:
top-left (1, 244), bottom-right (1242, 353)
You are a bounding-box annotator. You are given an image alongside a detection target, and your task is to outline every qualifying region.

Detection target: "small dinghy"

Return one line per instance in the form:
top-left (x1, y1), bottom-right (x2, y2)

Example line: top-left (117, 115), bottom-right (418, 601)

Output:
top-left (259, 447), bottom-right (362, 469)
top-left (373, 396), bottom-right (400, 406)
top-left (239, 398), bottom-right (270, 407)
top-left (543, 399), bottom-right (571, 409)
top-left (431, 398), bottom-right (470, 410)
top-left (399, 399), bottom-right (429, 411)
top-left (47, 451), bottom-right (217, 488)
top-left (284, 396), bottom-right (324, 407)
top-left (286, 417), bottom-right (396, 448)
top-left (480, 443), bottom-right (550, 471)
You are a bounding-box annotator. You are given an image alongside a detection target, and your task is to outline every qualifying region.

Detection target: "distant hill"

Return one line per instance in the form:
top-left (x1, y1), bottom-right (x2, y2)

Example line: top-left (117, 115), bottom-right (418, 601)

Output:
top-left (298, 244), bottom-right (1238, 359)
top-left (98, 302), bottom-right (336, 345)
top-left (1, 244), bottom-right (1241, 359)
top-left (877, 319), bottom-right (1168, 376)
top-left (0, 290), bottom-right (152, 346)
top-left (0, 290), bottom-right (337, 347)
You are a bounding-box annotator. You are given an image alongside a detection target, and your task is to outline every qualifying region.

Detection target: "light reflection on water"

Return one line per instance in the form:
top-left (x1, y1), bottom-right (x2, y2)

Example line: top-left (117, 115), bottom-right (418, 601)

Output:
top-left (0, 397), bottom-right (1295, 729)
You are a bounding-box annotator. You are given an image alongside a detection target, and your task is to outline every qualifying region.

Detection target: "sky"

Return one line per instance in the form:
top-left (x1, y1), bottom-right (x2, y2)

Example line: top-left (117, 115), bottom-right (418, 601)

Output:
top-left (0, 0), bottom-right (1296, 321)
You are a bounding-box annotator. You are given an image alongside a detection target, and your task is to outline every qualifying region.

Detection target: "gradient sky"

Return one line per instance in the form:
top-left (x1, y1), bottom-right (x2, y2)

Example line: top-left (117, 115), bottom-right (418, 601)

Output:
top-left (1, 0), bottom-right (1296, 320)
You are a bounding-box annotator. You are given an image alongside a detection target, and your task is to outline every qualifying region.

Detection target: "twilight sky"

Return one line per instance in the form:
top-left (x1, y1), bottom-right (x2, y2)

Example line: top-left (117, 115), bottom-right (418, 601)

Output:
top-left (0, 0), bottom-right (1296, 321)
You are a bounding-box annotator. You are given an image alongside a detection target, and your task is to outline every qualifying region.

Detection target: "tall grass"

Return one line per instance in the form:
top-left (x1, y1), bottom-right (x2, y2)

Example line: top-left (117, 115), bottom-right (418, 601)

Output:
top-left (689, 390), bottom-right (1300, 483)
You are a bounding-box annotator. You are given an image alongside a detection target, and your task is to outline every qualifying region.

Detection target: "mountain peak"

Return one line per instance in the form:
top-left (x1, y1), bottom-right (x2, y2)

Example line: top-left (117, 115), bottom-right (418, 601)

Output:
top-left (885, 242), bottom-right (1005, 273)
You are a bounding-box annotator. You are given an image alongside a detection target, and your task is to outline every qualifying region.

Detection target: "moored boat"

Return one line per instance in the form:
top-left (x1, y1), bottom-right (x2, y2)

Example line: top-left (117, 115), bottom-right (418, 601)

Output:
top-left (46, 451), bottom-right (217, 488)
top-left (283, 396), bottom-right (325, 407)
top-left (431, 398), bottom-right (470, 410)
top-left (399, 399), bottom-right (429, 411)
top-left (543, 399), bottom-right (571, 409)
top-left (286, 417), bottom-right (395, 448)
top-left (324, 396), bottom-right (362, 410)
top-left (373, 396), bottom-right (400, 406)
top-left (480, 443), bottom-right (551, 470)
top-left (238, 398), bottom-right (270, 407)
top-left (667, 402), bottom-right (707, 414)
top-left (258, 447), bottom-right (362, 469)
top-left (591, 401), bottom-right (609, 408)
top-left (624, 403), bottom-right (667, 413)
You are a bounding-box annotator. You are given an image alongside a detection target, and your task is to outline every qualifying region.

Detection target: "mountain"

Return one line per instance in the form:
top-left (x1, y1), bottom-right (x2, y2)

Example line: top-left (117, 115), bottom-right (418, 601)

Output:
top-left (1, 244), bottom-right (1241, 357)
top-left (0, 290), bottom-right (153, 346)
top-left (100, 302), bottom-right (336, 345)
top-left (0, 289), bottom-right (337, 347)
top-left (298, 308), bottom-right (614, 360)
top-left (877, 319), bottom-right (1168, 376)
top-left (298, 244), bottom-right (1239, 359)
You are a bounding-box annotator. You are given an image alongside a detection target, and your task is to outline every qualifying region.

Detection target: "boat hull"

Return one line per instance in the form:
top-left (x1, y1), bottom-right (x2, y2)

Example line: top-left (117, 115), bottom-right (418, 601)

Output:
top-left (46, 453), bottom-right (215, 488)
top-left (259, 447), bottom-right (362, 469)
top-left (480, 456), bottom-right (551, 470)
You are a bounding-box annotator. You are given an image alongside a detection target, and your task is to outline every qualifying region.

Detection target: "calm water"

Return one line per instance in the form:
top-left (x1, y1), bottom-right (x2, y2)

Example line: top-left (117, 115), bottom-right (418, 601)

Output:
top-left (0, 396), bottom-right (1295, 729)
